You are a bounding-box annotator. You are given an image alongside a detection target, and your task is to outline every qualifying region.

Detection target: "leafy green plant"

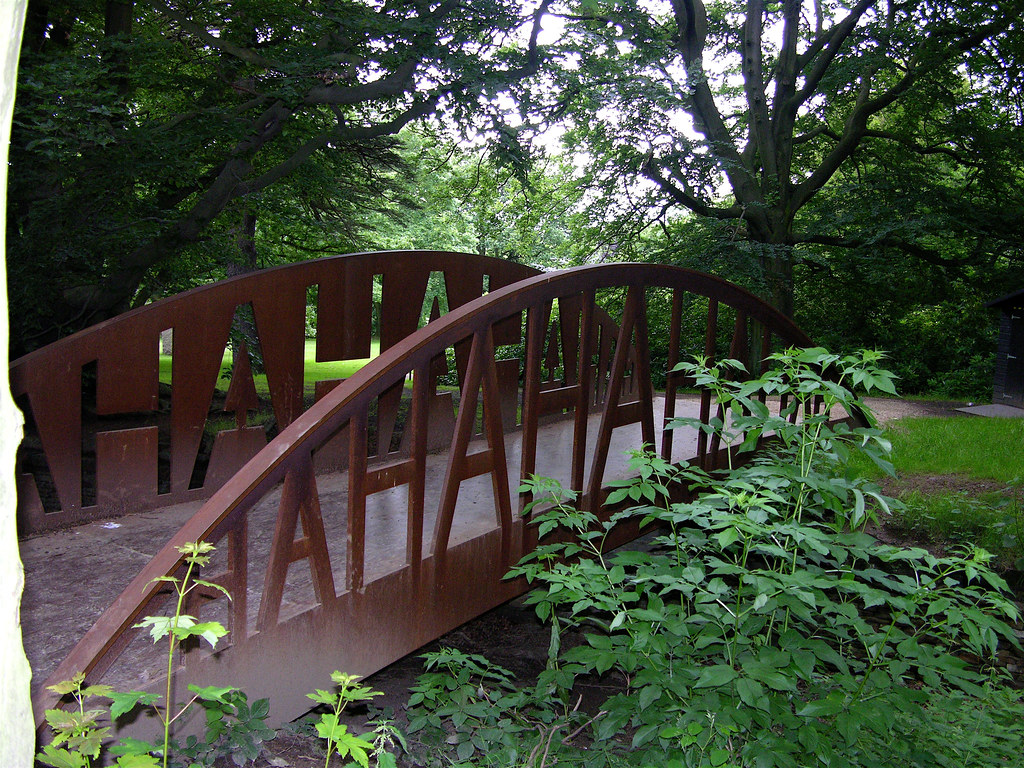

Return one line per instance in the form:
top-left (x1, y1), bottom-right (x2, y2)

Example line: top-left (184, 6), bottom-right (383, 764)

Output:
top-left (306, 671), bottom-right (403, 768)
top-left (169, 689), bottom-right (276, 767)
top-left (131, 541), bottom-right (233, 768)
top-left (36, 675), bottom-right (159, 768)
top-left (405, 649), bottom-right (554, 766)
top-left (496, 348), bottom-right (1023, 767)
top-left (38, 542), bottom-right (277, 768)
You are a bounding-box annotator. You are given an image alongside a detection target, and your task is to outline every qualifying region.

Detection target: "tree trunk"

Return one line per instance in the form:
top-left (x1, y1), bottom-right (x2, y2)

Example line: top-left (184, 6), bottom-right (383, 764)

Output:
top-left (104, 1), bottom-right (134, 97)
top-left (759, 242), bottom-right (795, 319)
top-left (1, 1), bottom-right (35, 766)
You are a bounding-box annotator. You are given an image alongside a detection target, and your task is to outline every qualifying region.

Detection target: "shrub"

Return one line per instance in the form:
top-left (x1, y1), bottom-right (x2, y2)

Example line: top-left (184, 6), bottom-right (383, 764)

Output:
top-left (408, 348), bottom-right (1023, 767)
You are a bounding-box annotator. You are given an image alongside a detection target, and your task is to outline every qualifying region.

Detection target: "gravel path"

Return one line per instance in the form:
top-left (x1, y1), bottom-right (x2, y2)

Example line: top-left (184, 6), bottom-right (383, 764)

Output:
top-left (860, 397), bottom-right (969, 424)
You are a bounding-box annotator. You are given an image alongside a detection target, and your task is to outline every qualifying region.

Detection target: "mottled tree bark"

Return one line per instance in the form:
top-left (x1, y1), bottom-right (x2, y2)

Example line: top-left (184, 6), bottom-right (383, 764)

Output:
top-left (0, 1), bottom-right (34, 765)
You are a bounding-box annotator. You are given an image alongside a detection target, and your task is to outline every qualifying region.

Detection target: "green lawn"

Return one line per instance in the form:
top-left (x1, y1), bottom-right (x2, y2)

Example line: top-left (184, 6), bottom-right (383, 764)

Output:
top-left (851, 415), bottom-right (1024, 569)
top-left (159, 338), bottom-right (379, 394)
top-left (885, 416), bottom-right (1024, 482)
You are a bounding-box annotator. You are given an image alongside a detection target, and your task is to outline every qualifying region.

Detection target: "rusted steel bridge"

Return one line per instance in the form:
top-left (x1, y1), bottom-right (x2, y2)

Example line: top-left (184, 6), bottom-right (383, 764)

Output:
top-left (16, 251), bottom-right (819, 731)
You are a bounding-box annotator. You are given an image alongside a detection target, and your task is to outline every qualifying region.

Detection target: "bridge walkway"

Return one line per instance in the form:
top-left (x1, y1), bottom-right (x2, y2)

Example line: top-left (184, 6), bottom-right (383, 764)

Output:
top-left (15, 254), bottom-right (827, 732)
top-left (22, 396), bottom-right (703, 698)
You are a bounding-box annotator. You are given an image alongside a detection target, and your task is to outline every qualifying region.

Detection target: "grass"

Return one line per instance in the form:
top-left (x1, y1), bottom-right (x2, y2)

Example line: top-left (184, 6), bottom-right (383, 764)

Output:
top-left (885, 416), bottom-right (1024, 482)
top-left (849, 414), bottom-right (1024, 570)
top-left (159, 338), bottom-right (379, 395)
top-left (896, 488), bottom-right (1024, 569)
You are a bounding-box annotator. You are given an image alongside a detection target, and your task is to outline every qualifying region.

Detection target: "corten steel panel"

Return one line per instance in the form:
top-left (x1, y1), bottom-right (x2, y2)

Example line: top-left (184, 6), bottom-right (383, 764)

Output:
top-left (252, 278), bottom-right (308, 428)
top-left (23, 364), bottom-right (83, 516)
top-left (95, 427), bottom-right (159, 515)
top-left (12, 251), bottom-right (540, 533)
top-left (33, 263), bottom-right (836, 735)
top-left (204, 427), bottom-right (267, 490)
top-left (96, 334), bottom-right (160, 416)
top-left (169, 302), bottom-right (236, 495)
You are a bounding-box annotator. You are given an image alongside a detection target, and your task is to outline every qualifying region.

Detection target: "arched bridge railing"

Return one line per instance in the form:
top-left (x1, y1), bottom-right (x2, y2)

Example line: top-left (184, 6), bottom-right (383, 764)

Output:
top-left (12, 251), bottom-right (540, 533)
top-left (34, 263), bottom-right (817, 730)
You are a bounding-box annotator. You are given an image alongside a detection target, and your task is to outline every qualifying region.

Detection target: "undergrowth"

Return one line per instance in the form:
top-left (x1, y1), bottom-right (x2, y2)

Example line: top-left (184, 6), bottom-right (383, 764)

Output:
top-left (404, 348), bottom-right (1024, 768)
top-left (895, 485), bottom-right (1024, 571)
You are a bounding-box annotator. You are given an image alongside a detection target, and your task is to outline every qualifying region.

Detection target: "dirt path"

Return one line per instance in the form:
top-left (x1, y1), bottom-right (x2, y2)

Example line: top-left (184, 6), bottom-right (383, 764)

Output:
top-left (862, 397), bottom-right (968, 423)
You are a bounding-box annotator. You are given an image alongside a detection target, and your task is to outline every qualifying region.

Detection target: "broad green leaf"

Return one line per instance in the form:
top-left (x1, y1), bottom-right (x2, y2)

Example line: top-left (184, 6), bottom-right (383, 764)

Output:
top-left (694, 664), bottom-right (737, 688)
top-left (173, 620), bottom-right (229, 648)
top-left (709, 748), bottom-right (731, 766)
top-left (798, 693), bottom-right (846, 718)
top-left (36, 745), bottom-right (89, 768)
top-left (134, 615), bottom-right (174, 642)
top-left (735, 677), bottom-right (767, 711)
top-left (115, 754), bottom-right (161, 768)
top-left (109, 690), bottom-right (161, 721)
top-left (638, 683), bottom-right (662, 710)
top-left (186, 683), bottom-right (236, 702)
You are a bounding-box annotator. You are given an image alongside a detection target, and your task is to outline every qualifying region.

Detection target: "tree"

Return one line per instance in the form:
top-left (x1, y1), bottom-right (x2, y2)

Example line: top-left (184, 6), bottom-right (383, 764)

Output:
top-left (8, 0), bottom-right (553, 354)
top-left (536, 0), bottom-right (1024, 315)
top-left (367, 127), bottom-right (585, 267)
top-left (1, 1), bottom-right (33, 764)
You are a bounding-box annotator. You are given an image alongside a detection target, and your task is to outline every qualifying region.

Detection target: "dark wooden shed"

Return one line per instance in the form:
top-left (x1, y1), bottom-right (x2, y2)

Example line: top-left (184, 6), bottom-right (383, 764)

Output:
top-left (986, 288), bottom-right (1024, 407)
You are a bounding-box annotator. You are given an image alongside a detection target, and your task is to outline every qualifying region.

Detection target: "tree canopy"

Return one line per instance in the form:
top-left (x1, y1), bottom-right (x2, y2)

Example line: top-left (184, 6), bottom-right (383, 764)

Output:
top-left (536, 0), bottom-right (1024, 314)
top-left (8, 0), bottom-right (1024, 394)
top-left (8, 0), bottom-right (551, 353)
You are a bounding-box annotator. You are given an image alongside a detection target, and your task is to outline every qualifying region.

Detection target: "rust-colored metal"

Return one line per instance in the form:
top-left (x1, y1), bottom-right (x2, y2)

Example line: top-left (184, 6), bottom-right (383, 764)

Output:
top-left (27, 256), bottom-right (824, 734)
top-left (12, 251), bottom-right (540, 533)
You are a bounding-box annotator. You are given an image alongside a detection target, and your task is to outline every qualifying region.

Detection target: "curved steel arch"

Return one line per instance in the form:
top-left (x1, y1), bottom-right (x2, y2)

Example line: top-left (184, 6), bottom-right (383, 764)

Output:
top-left (33, 262), bottom-right (819, 730)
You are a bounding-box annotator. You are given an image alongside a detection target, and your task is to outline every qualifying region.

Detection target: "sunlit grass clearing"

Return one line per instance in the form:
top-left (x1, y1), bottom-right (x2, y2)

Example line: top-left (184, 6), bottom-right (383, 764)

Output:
top-left (158, 338), bottom-right (379, 394)
top-left (846, 415), bottom-right (1024, 568)
top-left (884, 416), bottom-right (1024, 483)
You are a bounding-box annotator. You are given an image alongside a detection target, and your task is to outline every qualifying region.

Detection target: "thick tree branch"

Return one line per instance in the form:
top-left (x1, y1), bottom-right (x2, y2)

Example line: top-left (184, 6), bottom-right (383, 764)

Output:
top-left (799, 232), bottom-right (962, 269)
top-left (670, 0), bottom-right (760, 204)
top-left (641, 158), bottom-right (745, 221)
top-left (304, 58), bottom-right (421, 105)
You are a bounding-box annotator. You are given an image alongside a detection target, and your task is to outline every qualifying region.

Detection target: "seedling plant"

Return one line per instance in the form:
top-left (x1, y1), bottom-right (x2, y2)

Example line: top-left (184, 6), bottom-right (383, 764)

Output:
top-left (37, 542), bottom-right (397, 768)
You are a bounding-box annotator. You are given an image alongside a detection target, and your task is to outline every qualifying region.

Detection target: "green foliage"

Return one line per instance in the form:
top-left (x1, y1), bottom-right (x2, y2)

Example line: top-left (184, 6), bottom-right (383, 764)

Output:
top-left (408, 348), bottom-right (1023, 767)
top-left (169, 689), bottom-right (275, 768)
top-left (306, 671), bottom-right (402, 768)
top-left (37, 675), bottom-right (159, 768)
top-left (141, 542), bottom-right (232, 768)
top-left (37, 542), bottom-right (277, 768)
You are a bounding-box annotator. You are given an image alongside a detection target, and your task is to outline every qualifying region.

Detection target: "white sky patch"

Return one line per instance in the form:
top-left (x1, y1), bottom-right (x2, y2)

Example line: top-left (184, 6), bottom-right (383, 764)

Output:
top-left (536, 10), bottom-right (566, 46)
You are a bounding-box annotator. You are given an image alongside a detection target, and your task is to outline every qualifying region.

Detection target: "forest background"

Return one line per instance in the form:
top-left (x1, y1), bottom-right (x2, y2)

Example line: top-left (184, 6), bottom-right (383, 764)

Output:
top-left (8, 0), bottom-right (1024, 398)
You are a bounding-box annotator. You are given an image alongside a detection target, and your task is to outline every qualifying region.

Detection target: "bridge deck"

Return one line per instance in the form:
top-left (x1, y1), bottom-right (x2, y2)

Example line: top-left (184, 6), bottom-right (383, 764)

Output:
top-left (21, 395), bottom-right (704, 697)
